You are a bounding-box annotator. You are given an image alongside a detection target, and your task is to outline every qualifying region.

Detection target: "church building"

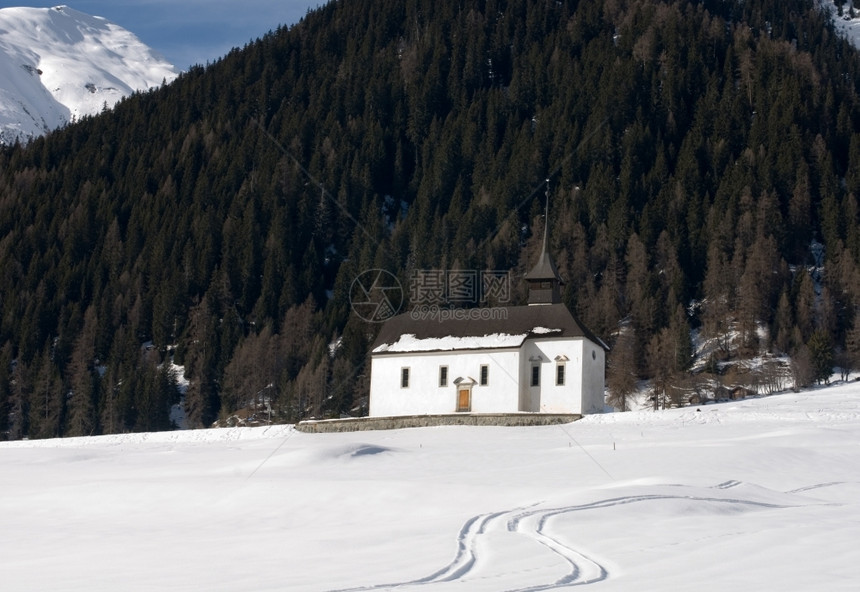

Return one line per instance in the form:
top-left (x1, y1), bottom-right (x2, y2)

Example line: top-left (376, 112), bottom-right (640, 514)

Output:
top-left (368, 208), bottom-right (607, 417)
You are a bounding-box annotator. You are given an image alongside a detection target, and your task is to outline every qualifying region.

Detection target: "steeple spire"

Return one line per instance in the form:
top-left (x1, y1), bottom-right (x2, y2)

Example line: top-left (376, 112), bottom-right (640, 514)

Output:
top-left (541, 178), bottom-right (550, 254)
top-left (524, 179), bottom-right (564, 305)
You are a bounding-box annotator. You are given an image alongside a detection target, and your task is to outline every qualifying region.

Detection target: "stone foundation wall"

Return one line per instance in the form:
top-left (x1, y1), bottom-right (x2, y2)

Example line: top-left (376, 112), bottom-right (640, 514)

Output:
top-left (295, 413), bottom-right (581, 433)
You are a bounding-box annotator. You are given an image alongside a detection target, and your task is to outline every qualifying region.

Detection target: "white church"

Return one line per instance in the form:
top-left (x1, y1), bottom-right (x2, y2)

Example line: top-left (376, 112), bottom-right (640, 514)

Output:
top-left (368, 224), bottom-right (608, 417)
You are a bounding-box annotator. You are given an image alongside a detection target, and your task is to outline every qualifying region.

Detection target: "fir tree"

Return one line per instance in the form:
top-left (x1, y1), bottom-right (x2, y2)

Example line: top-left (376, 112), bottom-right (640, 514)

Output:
top-left (808, 330), bottom-right (834, 385)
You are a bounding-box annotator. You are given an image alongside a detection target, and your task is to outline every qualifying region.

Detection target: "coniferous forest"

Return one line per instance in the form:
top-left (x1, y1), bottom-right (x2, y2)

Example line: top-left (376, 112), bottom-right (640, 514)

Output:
top-left (2, 0), bottom-right (860, 439)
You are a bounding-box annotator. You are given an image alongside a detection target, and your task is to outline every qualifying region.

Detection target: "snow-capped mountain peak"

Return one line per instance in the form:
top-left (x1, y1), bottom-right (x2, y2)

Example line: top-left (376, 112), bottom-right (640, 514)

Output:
top-left (0, 5), bottom-right (178, 144)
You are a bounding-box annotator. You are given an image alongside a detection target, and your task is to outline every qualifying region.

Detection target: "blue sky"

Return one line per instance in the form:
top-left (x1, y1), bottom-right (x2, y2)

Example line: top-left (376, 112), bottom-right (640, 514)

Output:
top-left (0, 2), bottom-right (322, 69)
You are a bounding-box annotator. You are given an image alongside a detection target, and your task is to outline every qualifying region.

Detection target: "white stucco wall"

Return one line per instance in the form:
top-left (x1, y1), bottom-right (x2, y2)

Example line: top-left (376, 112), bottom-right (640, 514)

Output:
top-left (521, 338), bottom-right (585, 414)
top-left (369, 338), bottom-right (606, 417)
top-left (369, 349), bottom-right (521, 416)
top-left (580, 340), bottom-right (606, 413)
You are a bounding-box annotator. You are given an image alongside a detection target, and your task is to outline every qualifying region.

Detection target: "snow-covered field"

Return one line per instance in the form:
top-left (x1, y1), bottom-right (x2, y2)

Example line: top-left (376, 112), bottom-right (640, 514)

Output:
top-left (2, 382), bottom-right (860, 591)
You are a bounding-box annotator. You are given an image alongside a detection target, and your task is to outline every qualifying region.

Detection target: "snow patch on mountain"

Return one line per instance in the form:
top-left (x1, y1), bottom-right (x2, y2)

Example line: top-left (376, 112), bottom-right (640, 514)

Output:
top-left (826, 1), bottom-right (860, 49)
top-left (0, 5), bottom-right (178, 144)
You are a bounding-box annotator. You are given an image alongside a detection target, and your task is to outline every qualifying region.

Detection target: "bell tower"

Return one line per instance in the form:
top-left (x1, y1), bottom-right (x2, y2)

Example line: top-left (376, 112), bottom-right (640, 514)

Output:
top-left (524, 180), bottom-right (564, 305)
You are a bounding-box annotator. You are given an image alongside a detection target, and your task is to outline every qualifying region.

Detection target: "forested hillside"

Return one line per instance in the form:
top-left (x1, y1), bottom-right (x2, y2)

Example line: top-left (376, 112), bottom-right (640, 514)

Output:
top-left (2, 0), bottom-right (860, 439)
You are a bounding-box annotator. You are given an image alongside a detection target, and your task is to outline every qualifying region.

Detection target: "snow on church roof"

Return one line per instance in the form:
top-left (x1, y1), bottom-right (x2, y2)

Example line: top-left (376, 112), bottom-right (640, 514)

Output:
top-left (371, 303), bottom-right (607, 354)
top-left (372, 332), bottom-right (528, 353)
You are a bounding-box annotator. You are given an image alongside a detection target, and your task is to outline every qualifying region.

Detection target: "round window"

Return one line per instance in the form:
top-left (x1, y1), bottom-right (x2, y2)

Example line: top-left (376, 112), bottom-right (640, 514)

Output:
top-left (592, 350), bottom-right (596, 360)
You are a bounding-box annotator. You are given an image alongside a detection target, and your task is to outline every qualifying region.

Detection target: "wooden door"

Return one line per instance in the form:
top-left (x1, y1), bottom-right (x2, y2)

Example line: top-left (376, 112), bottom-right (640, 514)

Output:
top-left (457, 388), bottom-right (471, 412)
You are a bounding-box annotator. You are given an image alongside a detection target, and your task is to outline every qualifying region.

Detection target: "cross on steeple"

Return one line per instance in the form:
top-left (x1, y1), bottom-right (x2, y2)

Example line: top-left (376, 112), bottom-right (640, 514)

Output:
top-left (524, 179), bottom-right (564, 305)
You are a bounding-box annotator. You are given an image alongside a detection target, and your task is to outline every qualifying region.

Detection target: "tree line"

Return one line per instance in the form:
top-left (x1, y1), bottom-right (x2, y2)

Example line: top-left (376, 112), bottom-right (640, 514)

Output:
top-left (1, 0), bottom-right (860, 439)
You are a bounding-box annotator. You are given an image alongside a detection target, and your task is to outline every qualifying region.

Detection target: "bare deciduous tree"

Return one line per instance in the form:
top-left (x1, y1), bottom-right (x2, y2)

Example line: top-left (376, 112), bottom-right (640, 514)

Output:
top-left (607, 325), bottom-right (638, 412)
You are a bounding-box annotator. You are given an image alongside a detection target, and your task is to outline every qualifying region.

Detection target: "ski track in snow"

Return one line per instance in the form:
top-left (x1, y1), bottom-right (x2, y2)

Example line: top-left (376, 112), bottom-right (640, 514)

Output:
top-left (785, 481), bottom-right (845, 494)
top-left (328, 480), bottom-right (837, 591)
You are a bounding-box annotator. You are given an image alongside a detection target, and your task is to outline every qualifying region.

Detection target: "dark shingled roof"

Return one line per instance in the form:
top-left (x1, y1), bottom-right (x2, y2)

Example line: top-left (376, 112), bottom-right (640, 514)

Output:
top-left (372, 303), bottom-right (609, 354)
top-left (523, 245), bottom-right (563, 282)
